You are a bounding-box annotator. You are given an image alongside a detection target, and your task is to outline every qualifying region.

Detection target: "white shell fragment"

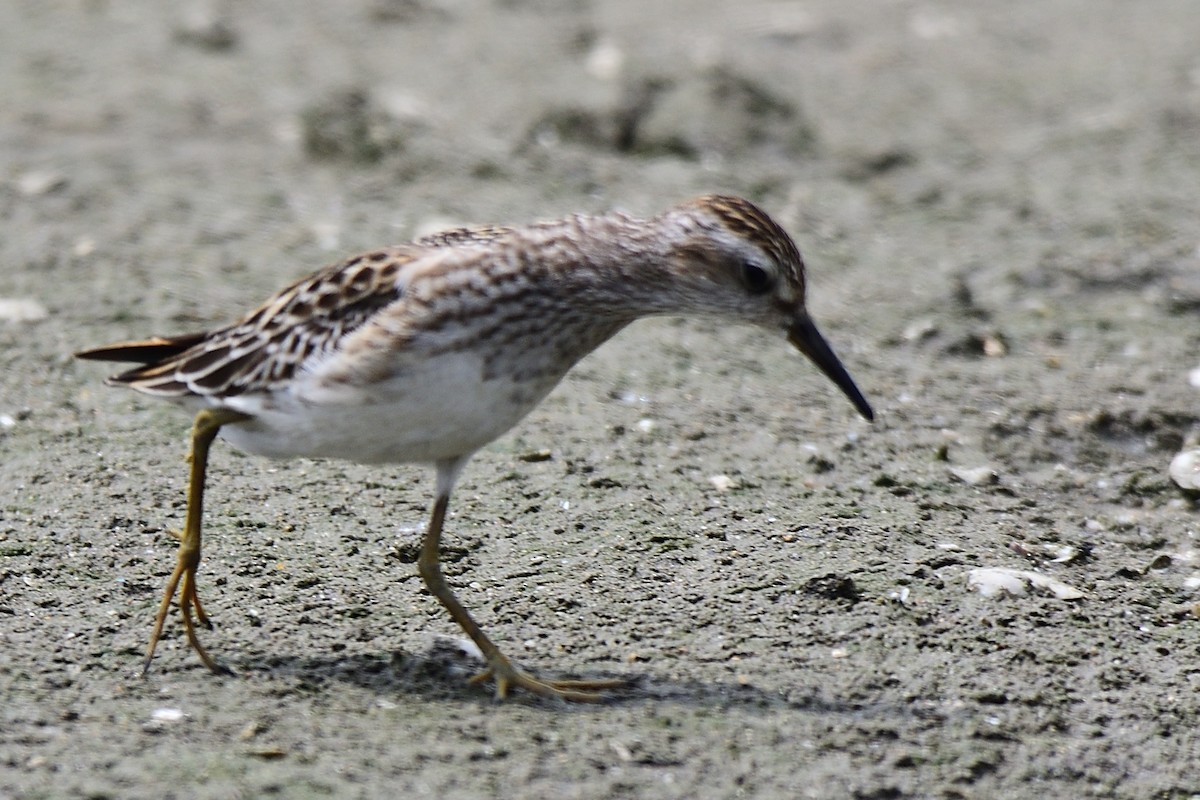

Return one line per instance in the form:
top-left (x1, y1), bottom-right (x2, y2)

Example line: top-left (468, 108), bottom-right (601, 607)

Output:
top-left (981, 333), bottom-right (1007, 357)
top-left (0, 298), bottom-right (48, 323)
top-left (584, 38), bottom-right (624, 81)
top-left (1047, 544), bottom-right (1081, 564)
top-left (708, 474), bottom-right (737, 492)
top-left (150, 707), bottom-right (185, 723)
top-left (902, 318), bottom-right (938, 342)
top-left (1169, 449), bottom-right (1200, 492)
top-left (949, 466), bottom-right (999, 486)
top-left (967, 567), bottom-right (1085, 600)
top-left (16, 170), bottom-right (67, 196)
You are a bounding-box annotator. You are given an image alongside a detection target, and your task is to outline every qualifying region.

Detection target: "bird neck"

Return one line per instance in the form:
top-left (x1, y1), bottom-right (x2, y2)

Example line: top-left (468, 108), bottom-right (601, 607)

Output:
top-left (519, 210), bottom-right (695, 321)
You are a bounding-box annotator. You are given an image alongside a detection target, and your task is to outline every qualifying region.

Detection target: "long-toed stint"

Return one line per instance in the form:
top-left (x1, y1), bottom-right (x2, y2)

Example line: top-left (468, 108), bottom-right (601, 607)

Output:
top-left (76, 195), bottom-right (874, 701)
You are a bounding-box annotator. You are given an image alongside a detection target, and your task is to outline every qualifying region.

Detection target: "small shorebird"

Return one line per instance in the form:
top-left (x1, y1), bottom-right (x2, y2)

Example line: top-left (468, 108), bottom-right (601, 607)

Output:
top-left (76, 195), bottom-right (874, 701)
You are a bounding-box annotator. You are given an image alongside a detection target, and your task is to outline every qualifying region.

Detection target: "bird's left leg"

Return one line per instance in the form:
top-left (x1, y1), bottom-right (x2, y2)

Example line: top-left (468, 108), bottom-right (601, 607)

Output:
top-left (143, 407), bottom-right (250, 675)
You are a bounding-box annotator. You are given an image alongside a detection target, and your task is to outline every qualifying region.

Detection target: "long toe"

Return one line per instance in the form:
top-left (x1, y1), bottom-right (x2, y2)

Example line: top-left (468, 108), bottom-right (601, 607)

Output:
top-left (468, 660), bottom-right (627, 703)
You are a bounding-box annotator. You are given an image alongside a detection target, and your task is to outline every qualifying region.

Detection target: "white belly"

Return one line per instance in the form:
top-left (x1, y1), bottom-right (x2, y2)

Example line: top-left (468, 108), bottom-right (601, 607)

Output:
top-left (211, 349), bottom-right (560, 464)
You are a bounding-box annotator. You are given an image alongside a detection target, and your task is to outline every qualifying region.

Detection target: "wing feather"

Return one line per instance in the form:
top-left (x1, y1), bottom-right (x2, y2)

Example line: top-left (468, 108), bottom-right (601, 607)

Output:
top-left (78, 248), bottom-right (417, 398)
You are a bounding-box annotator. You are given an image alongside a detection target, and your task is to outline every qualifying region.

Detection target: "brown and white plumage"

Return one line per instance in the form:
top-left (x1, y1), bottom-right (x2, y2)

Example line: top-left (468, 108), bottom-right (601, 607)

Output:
top-left (83, 248), bottom-right (414, 397)
top-left (76, 195), bottom-right (873, 700)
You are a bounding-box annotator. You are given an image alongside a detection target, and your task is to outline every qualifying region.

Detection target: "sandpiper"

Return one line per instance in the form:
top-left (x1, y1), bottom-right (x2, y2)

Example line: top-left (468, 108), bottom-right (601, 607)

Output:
top-left (76, 195), bottom-right (874, 701)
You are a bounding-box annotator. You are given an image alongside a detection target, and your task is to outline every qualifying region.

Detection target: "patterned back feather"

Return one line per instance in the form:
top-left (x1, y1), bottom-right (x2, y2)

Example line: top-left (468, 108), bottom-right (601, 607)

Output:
top-left (78, 248), bottom-right (416, 398)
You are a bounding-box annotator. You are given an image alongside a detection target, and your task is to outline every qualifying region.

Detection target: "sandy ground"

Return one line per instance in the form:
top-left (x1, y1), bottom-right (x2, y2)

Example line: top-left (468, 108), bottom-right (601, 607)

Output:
top-left (2, 1), bottom-right (1199, 797)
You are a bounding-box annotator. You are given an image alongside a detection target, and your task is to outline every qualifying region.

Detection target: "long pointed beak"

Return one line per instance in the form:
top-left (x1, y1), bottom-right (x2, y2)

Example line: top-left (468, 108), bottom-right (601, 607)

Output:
top-left (787, 317), bottom-right (874, 422)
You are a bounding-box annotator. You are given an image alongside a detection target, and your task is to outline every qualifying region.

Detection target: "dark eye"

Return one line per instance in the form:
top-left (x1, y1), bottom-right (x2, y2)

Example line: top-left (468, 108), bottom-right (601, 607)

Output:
top-left (741, 262), bottom-right (773, 295)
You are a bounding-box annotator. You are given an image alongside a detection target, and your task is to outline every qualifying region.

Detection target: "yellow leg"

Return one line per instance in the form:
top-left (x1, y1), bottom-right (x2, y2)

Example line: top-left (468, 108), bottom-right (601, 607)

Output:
top-left (143, 407), bottom-right (249, 676)
top-left (417, 493), bottom-right (627, 702)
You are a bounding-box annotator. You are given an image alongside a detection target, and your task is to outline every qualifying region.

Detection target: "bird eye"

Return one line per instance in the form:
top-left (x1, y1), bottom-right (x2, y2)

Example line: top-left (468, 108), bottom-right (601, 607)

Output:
top-left (741, 262), bottom-right (773, 295)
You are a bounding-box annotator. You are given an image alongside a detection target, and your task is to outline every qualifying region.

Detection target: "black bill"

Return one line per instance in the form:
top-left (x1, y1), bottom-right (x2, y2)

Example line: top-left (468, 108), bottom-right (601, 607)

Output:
top-left (787, 317), bottom-right (874, 422)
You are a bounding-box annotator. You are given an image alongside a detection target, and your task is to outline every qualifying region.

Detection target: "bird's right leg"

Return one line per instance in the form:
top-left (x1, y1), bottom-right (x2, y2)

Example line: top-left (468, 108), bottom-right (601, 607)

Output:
top-left (417, 477), bottom-right (626, 702)
top-left (143, 407), bottom-right (249, 675)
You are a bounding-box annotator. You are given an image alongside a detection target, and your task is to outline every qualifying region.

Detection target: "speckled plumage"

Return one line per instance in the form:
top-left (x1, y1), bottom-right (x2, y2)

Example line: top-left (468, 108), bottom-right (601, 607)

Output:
top-left (76, 195), bottom-right (873, 701)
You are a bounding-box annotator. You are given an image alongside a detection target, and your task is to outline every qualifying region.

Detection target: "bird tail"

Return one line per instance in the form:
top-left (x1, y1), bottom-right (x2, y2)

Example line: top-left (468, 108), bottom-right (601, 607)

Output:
top-left (74, 332), bottom-right (209, 366)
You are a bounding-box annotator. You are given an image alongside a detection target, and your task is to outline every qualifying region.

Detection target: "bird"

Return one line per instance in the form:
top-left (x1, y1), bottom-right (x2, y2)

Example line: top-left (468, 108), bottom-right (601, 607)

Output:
top-left (75, 194), bottom-right (874, 701)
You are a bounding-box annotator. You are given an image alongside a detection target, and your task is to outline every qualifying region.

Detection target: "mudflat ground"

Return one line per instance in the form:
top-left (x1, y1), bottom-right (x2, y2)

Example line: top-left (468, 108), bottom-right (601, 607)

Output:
top-left (2, 1), bottom-right (1198, 798)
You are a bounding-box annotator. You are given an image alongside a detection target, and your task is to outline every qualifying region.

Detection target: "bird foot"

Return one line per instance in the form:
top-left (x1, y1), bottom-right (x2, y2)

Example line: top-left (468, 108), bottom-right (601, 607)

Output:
top-left (467, 655), bottom-right (626, 702)
top-left (142, 528), bottom-right (232, 676)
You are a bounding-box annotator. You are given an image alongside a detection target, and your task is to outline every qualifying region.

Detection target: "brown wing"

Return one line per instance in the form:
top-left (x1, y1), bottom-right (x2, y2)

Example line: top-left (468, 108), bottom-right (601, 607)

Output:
top-left (76, 248), bottom-right (416, 399)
